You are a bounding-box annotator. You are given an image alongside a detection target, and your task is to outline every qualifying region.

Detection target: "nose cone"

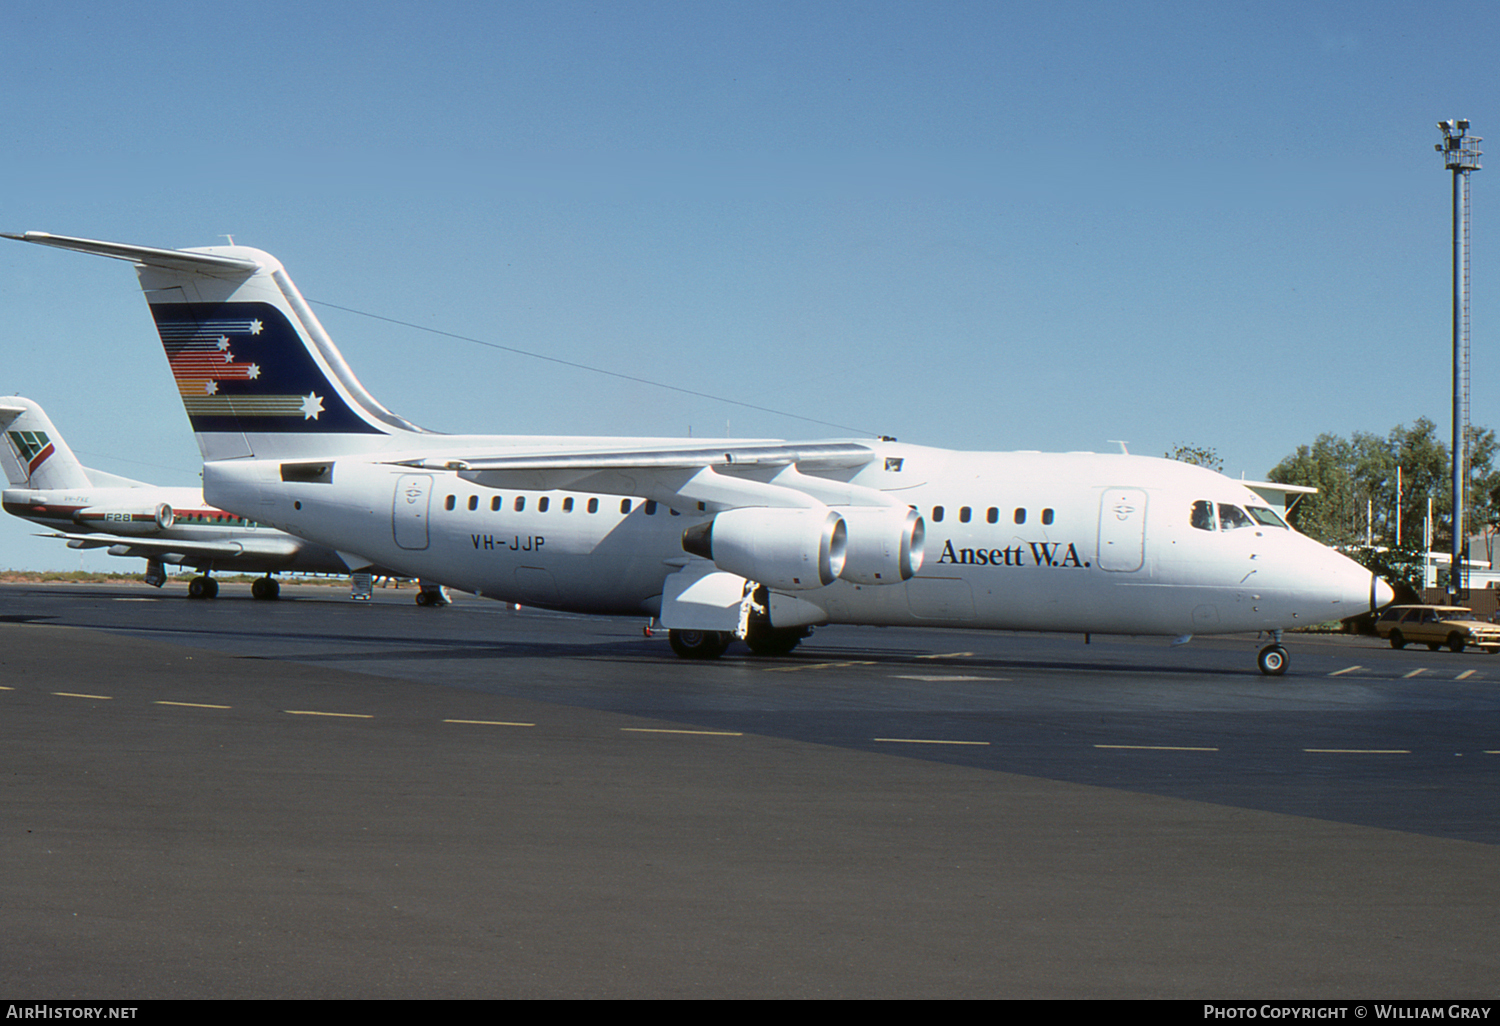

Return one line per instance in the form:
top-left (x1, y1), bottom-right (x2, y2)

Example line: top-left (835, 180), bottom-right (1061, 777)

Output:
top-left (1372, 575), bottom-right (1395, 611)
top-left (1287, 537), bottom-right (1394, 620)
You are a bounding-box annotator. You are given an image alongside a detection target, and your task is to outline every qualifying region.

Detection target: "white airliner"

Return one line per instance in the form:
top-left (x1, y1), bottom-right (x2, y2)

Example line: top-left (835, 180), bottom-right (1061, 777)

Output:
top-left (5, 231), bottom-right (1394, 673)
top-left (0, 394), bottom-right (356, 598)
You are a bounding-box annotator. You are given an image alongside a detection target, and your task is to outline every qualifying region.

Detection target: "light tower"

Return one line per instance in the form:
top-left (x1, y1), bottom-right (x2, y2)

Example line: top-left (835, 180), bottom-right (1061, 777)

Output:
top-left (1437, 119), bottom-right (1481, 597)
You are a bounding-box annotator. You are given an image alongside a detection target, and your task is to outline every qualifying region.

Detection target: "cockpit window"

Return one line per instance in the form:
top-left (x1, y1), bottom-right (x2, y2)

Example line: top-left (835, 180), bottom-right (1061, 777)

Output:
top-left (1191, 500), bottom-right (1215, 531)
top-left (1246, 506), bottom-right (1288, 529)
top-left (1218, 504), bottom-right (1255, 531)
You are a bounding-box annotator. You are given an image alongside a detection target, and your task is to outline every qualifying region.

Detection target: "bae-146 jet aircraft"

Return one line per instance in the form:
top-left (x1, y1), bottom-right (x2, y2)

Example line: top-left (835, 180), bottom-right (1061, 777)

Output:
top-left (0, 394), bottom-right (364, 598)
top-left (5, 231), bottom-right (1394, 673)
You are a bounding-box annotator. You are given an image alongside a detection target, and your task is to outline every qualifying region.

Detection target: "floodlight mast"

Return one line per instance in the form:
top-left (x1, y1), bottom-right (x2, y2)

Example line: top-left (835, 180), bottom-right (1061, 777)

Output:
top-left (1437, 120), bottom-right (1481, 598)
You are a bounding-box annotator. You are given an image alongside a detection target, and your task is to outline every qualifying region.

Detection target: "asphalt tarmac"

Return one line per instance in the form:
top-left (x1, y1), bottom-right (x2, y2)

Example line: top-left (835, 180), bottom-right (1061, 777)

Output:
top-left (3, 581), bottom-right (1499, 998)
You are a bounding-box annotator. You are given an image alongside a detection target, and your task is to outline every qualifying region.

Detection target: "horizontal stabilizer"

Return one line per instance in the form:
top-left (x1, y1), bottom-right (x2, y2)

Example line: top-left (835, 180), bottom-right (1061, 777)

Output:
top-left (1, 232), bottom-right (261, 274)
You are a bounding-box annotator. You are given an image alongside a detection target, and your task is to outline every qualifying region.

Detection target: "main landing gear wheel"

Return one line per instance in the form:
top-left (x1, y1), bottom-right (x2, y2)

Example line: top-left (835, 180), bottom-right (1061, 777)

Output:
top-left (1257, 644), bottom-right (1288, 676)
top-left (668, 629), bottom-right (732, 660)
top-left (744, 625), bottom-right (808, 657)
top-left (187, 575), bottom-right (219, 600)
top-left (251, 576), bottom-right (280, 600)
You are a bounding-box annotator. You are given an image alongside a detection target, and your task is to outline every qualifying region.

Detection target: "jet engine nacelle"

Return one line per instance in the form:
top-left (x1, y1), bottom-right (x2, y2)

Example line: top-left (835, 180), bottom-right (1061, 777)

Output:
top-left (837, 506), bottom-right (925, 585)
top-left (682, 506), bottom-right (847, 591)
top-left (74, 503), bottom-right (174, 534)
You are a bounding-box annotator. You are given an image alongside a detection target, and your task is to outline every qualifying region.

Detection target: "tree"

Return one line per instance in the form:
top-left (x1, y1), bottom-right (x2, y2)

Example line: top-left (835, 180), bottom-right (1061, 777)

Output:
top-left (1165, 444), bottom-right (1223, 474)
top-left (1268, 418), bottom-right (1500, 551)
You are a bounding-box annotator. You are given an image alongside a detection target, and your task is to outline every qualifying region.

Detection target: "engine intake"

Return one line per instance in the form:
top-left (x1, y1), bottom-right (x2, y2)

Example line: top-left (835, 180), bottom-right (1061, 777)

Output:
top-left (682, 507), bottom-right (846, 590)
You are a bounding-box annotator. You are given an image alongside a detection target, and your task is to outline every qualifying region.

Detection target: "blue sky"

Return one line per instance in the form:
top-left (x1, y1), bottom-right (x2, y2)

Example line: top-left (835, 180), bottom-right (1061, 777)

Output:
top-left (1, 0), bottom-right (1495, 569)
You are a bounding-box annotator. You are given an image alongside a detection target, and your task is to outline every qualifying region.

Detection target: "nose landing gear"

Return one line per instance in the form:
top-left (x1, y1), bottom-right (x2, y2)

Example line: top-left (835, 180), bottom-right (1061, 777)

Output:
top-left (1257, 630), bottom-right (1288, 676)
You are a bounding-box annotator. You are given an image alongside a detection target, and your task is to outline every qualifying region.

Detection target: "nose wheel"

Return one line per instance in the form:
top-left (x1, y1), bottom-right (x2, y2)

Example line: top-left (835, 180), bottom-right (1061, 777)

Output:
top-left (1257, 643), bottom-right (1288, 676)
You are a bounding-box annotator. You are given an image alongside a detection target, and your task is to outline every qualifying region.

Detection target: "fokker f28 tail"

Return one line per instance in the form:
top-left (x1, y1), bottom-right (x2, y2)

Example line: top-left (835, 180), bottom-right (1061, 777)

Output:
top-left (0, 395), bottom-right (119, 491)
top-left (3, 232), bottom-right (427, 462)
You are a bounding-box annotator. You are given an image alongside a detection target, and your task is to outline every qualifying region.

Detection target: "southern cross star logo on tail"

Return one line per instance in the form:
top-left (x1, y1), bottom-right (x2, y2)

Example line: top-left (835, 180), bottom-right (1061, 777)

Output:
top-left (146, 302), bottom-right (376, 434)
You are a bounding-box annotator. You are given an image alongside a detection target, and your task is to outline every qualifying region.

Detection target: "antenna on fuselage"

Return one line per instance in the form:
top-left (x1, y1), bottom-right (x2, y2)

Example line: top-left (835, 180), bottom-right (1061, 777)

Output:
top-left (1108, 440), bottom-right (1130, 454)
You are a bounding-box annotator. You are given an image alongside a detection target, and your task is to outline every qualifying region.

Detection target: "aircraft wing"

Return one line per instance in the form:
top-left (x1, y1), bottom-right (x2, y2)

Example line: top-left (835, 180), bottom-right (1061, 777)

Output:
top-left (47, 531), bottom-right (304, 560)
top-left (391, 441), bottom-right (899, 510)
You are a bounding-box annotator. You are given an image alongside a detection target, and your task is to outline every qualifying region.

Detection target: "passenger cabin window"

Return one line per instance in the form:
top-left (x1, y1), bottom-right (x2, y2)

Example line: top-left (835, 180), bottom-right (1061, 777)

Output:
top-left (538, 497), bottom-right (550, 513)
top-left (986, 507), bottom-right (999, 524)
top-left (620, 499), bottom-right (632, 514)
top-left (959, 506), bottom-right (971, 523)
top-left (1014, 508), bottom-right (1026, 525)
top-left (514, 496), bottom-right (525, 512)
top-left (645, 500), bottom-right (657, 515)
top-left (468, 495), bottom-right (478, 511)
top-left (587, 498), bottom-right (599, 514)
top-left (932, 506), bottom-right (945, 523)
top-left (1041, 508), bottom-right (1054, 526)
top-left (445, 495), bottom-right (455, 511)
top-left (562, 497), bottom-right (574, 512)
top-left (491, 496), bottom-right (501, 512)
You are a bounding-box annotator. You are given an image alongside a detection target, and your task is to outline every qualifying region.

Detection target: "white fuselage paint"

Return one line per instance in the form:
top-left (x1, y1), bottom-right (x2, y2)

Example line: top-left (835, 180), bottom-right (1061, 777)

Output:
top-left (206, 443), bottom-right (1377, 636)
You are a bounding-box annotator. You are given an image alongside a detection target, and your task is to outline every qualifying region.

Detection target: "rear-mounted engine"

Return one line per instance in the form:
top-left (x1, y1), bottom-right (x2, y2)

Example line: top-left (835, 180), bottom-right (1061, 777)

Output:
top-left (73, 502), bottom-right (174, 534)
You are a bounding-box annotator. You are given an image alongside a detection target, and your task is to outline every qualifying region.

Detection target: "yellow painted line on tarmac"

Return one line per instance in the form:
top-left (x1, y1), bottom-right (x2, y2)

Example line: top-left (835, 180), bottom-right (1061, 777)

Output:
top-left (1457, 670), bottom-right (1478, 680)
top-left (54, 692), bottom-right (111, 700)
top-left (444, 718), bottom-right (534, 727)
top-left (1304, 748), bottom-right (1410, 754)
top-left (873, 737), bottom-right (990, 746)
top-left (1328, 666), bottom-right (1364, 676)
top-left (1095, 744), bottom-right (1219, 751)
top-left (156, 701), bottom-right (232, 709)
top-left (765, 660), bottom-right (876, 672)
top-left (916, 652), bottom-right (974, 660)
top-left (284, 710), bottom-right (374, 719)
top-left (1403, 669), bottom-right (1428, 679)
top-left (621, 727), bottom-right (744, 736)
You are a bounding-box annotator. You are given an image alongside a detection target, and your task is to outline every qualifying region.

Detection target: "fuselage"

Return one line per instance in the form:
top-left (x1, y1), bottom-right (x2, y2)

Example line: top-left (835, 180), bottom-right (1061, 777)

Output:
top-left (1, 484), bottom-right (351, 575)
top-left (205, 440), bottom-right (1380, 636)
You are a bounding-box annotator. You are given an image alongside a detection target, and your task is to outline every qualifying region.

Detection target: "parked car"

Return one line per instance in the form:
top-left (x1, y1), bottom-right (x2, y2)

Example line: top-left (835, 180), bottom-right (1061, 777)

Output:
top-left (1374, 605), bottom-right (1500, 653)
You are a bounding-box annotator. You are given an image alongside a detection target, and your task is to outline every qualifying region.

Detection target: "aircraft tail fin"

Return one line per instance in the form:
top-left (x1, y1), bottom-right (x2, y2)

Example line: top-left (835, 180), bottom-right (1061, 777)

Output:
top-left (3, 232), bottom-right (432, 462)
top-left (0, 397), bottom-right (94, 490)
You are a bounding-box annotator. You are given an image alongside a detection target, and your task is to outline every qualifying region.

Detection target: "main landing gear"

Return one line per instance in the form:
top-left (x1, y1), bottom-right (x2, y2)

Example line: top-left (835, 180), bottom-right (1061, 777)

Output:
top-left (186, 574), bottom-right (219, 599)
top-left (668, 629), bottom-right (732, 659)
top-left (185, 574), bottom-right (281, 600)
top-left (414, 582), bottom-right (451, 607)
top-left (666, 622), bottom-right (812, 660)
top-left (666, 582), bottom-right (814, 659)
